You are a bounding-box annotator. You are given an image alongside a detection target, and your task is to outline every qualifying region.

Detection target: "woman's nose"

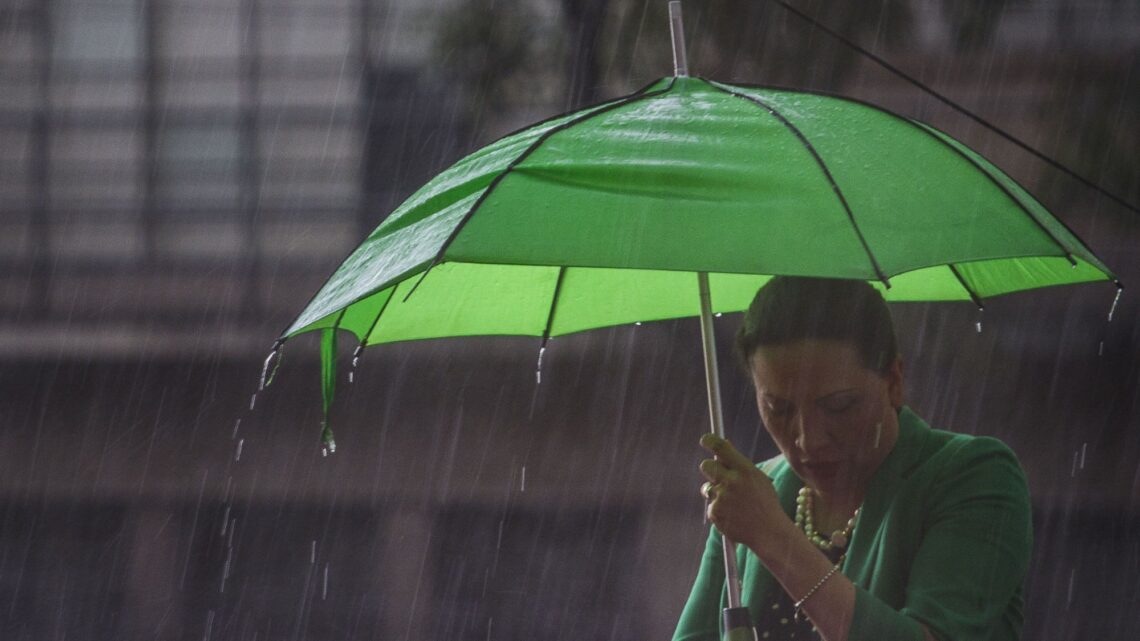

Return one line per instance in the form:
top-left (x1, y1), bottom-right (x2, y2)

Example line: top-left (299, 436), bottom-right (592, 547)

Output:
top-left (794, 414), bottom-right (827, 454)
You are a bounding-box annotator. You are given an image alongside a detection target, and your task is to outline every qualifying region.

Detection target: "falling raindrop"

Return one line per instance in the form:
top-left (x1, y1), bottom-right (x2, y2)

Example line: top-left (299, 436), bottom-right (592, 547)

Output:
top-left (220, 549), bottom-right (231, 593)
top-left (221, 504), bottom-right (231, 536)
top-left (259, 344), bottom-right (282, 390)
top-left (975, 307), bottom-right (983, 333)
top-left (323, 563), bottom-right (329, 600)
top-left (249, 393), bottom-right (257, 411)
top-left (349, 345), bottom-right (364, 384)
top-left (234, 439), bottom-right (244, 462)
top-left (1108, 285), bottom-right (1122, 322)
top-left (1080, 442), bottom-right (1087, 469)
top-left (535, 346), bottom-right (546, 384)
top-left (310, 541), bottom-right (317, 564)
top-left (321, 422), bottom-right (336, 456)
top-left (232, 418), bottom-right (241, 439)
top-left (204, 610), bottom-right (215, 641)
top-left (521, 465), bottom-right (527, 492)
top-left (1099, 341), bottom-right (1105, 356)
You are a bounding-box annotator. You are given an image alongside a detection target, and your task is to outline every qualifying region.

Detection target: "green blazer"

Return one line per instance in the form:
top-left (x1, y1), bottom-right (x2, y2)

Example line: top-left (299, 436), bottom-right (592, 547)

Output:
top-left (673, 407), bottom-right (1032, 641)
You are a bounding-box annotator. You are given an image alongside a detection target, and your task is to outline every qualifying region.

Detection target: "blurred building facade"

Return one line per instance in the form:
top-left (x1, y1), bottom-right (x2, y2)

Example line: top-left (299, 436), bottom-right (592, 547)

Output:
top-left (1, 1), bottom-right (1138, 640)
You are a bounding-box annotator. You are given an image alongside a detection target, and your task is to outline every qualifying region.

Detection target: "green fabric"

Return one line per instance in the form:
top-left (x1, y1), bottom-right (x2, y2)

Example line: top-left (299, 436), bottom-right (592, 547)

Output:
top-left (283, 76), bottom-right (1115, 343)
top-left (319, 327), bottom-right (338, 452)
top-left (672, 407), bottom-right (1032, 641)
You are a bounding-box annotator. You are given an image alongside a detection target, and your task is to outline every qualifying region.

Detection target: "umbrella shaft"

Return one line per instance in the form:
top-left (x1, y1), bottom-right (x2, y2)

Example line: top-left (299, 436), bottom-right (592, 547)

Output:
top-left (697, 272), bottom-right (744, 609)
top-left (698, 273), bottom-right (726, 440)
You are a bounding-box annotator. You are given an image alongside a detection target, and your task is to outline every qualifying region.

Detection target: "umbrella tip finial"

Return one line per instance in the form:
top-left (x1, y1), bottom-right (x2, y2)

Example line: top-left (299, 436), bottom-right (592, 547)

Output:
top-left (669, 1), bottom-right (689, 77)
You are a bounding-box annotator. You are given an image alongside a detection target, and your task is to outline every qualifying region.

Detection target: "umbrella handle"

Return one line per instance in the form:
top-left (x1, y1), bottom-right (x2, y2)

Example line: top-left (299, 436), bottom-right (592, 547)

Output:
top-left (697, 272), bottom-right (750, 620)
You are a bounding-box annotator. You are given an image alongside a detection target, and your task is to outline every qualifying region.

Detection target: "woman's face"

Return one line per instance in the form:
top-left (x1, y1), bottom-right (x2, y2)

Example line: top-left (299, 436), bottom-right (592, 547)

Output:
top-left (749, 339), bottom-right (903, 498)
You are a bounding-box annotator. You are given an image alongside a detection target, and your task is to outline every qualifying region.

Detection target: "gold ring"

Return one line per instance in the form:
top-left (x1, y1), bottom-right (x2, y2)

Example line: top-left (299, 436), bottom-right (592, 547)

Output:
top-left (701, 481), bottom-right (717, 501)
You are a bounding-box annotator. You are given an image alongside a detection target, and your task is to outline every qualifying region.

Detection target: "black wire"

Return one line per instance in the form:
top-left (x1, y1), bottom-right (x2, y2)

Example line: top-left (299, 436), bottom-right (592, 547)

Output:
top-left (765, 0), bottom-right (1140, 215)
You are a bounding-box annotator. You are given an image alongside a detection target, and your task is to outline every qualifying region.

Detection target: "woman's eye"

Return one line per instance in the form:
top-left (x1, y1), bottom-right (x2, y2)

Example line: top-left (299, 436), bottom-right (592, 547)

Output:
top-left (820, 396), bottom-right (858, 414)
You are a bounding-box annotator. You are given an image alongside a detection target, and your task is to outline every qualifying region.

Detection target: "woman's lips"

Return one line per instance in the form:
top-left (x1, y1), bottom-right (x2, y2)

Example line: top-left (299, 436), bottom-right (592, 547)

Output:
top-left (803, 462), bottom-right (842, 478)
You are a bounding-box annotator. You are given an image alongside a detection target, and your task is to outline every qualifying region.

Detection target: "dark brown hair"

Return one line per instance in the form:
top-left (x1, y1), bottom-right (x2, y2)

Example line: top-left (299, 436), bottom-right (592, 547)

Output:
top-left (734, 276), bottom-right (898, 375)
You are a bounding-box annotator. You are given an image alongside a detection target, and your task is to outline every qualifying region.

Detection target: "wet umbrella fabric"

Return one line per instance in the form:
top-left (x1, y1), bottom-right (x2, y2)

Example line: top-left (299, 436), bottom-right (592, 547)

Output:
top-left (284, 76), bottom-right (1114, 352)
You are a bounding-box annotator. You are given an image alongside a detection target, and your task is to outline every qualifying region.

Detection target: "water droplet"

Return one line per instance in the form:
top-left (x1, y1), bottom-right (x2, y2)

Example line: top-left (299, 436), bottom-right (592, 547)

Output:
top-left (535, 346), bottom-right (546, 385)
top-left (349, 345), bottom-right (364, 384)
top-left (249, 393), bottom-right (257, 411)
top-left (311, 541), bottom-right (317, 564)
top-left (1108, 286), bottom-right (1122, 322)
top-left (975, 307), bottom-right (984, 333)
top-left (1080, 442), bottom-right (1087, 469)
top-left (323, 563), bottom-right (329, 600)
top-left (635, 321), bottom-right (642, 326)
top-left (521, 465), bottom-right (527, 492)
top-left (234, 439), bottom-right (244, 462)
top-left (220, 550), bottom-right (231, 593)
top-left (1098, 341), bottom-right (1105, 356)
top-left (232, 419), bottom-right (241, 439)
top-left (259, 346), bottom-right (281, 390)
top-left (715, 312), bottom-right (723, 317)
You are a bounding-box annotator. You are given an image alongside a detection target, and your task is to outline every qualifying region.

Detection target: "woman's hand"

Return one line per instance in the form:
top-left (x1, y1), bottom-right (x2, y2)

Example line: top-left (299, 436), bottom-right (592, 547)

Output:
top-left (699, 434), bottom-right (788, 552)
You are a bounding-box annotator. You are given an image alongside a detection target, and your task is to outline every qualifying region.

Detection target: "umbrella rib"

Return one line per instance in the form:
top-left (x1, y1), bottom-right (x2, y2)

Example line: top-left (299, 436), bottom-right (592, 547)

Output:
top-left (706, 79), bottom-right (1117, 277)
top-left (401, 78), bottom-right (679, 303)
top-left (719, 79), bottom-right (1109, 278)
top-left (540, 266), bottom-right (568, 346)
top-left (705, 80), bottom-right (890, 287)
top-left (908, 121), bottom-right (1079, 268)
top-left (947, 264), bottom-right (985, 309)
top-left (359, 284), bottom-right (397, 348)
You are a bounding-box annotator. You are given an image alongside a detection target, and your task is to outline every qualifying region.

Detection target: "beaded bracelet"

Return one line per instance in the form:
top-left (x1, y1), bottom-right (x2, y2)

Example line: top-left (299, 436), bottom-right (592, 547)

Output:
top-left (793, 563), bottom-right (840, 623)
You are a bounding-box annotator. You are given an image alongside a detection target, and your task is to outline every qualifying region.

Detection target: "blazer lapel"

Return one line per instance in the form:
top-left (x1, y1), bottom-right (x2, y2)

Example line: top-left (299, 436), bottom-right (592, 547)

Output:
top-left (843, 406), bottom-right (928, 585)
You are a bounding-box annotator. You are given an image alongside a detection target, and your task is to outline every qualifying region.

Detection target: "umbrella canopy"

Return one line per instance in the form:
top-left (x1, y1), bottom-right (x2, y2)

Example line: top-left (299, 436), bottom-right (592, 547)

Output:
top-left (283, 76), bottom-right (1116, 347)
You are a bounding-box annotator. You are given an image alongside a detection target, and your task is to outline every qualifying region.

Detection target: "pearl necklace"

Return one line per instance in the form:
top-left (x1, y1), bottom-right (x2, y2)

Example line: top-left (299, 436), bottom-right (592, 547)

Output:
top-left (794, 486), bottom-right (860, 557)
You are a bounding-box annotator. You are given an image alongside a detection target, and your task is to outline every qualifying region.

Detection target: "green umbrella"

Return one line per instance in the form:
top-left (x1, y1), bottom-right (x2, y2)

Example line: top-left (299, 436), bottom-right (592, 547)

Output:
top-left (278, 72), bottom-right (1118, 408)
top-left (270, 5), bottom-right (1117, 635)
top-left (283, 71), bottom-right (1115, 345)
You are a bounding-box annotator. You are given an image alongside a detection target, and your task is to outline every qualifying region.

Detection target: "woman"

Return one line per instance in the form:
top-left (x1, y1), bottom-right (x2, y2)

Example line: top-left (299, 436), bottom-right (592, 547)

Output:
top-left (673, 277), bottom-right (1032, 641)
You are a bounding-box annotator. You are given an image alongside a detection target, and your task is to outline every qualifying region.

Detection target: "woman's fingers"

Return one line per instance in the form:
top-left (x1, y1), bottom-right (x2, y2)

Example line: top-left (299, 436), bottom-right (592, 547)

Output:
top-left (700, 434), bottom-right (754, 472)
top-left (699, 458), bottom-right (733, 483)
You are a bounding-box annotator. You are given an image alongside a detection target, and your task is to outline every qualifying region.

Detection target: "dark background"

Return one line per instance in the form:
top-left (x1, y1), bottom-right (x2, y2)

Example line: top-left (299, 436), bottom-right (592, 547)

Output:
top-left (1, 1), bottom-right (1138, 639)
